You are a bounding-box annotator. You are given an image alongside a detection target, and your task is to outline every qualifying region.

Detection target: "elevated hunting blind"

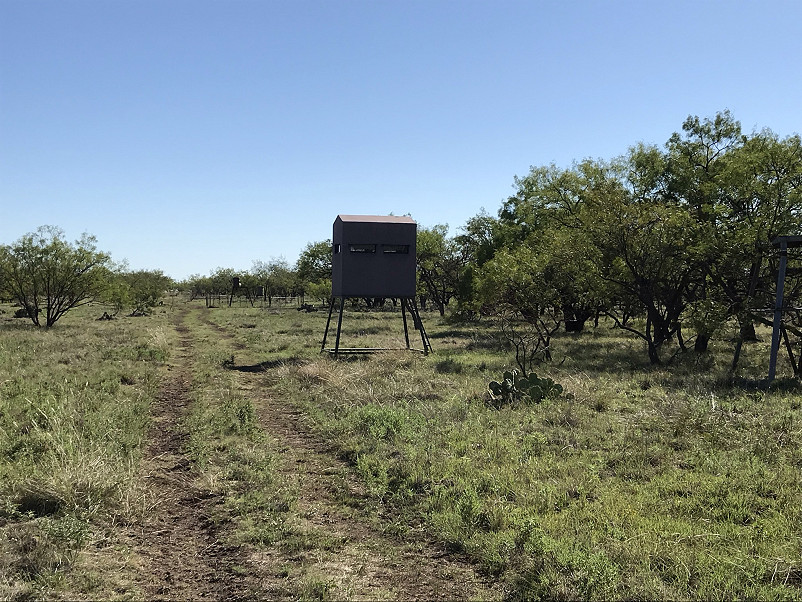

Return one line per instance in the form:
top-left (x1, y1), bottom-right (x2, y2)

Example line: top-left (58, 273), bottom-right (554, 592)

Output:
top-left (331, 215), bottom-right (417, 297)
top-left (322, 215), bottom-right (431, 355)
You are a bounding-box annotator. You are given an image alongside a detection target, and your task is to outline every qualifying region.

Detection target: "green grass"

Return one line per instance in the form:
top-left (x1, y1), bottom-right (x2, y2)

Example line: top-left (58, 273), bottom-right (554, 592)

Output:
top-left (3, 299), bottom-right (802, 600)
top-left (0, 303), bottom-right (169, 599)
top-left (208, 303), bottom-right (802, 600)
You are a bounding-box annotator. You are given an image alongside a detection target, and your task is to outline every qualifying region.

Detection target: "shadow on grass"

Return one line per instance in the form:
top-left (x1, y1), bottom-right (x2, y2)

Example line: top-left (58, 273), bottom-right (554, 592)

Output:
top-left (229, 357), bottom-right (306, 372)
top-left (716, 375), bottom-right (802, 392)
top-left (429, 329), bottom-right (479, 339)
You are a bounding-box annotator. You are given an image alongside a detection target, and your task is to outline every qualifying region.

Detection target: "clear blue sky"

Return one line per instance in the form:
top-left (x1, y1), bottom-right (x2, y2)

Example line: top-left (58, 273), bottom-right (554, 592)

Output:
top-left (2, 0), bottom-right (800, 280)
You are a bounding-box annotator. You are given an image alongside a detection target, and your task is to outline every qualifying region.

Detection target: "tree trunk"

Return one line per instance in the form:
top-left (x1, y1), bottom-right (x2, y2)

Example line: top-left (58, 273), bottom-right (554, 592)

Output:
top-left (645, 313), bottom-right (661, 364)
top-left (676, 326), bottom-right (687, 352)
top-left (647, 340), bottom-right (661, 364)
top-left (740, 322), bottom-right (758, 341)
top-left (694, 334), bottom-right (710, 352)
top-left (563, 305), bottom-right (592, 332)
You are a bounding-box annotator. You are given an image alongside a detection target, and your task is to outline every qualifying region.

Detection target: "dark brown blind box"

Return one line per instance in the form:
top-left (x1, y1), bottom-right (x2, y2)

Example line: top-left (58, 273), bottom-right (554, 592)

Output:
top-left (332, 215), bottom-right (417, 298)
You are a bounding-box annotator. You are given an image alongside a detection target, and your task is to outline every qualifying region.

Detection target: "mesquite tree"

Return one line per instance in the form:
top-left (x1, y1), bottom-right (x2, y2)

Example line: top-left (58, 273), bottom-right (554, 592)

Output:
top-left (0, 226), bottom-right (111, 328)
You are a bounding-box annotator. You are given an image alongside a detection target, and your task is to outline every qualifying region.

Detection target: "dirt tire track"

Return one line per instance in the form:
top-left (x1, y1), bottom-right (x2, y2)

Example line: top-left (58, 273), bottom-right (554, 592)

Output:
top-left (124, 308), bottom-right (256, 600)
top-left (234, 369), bottom-right (501, 600)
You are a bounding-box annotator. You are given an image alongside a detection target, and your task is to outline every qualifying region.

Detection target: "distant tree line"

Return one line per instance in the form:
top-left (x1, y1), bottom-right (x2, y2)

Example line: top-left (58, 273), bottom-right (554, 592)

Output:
top-left (3, 111), bottom-right (800, 367)
top-left (182, 239), bottom-right (333, 307)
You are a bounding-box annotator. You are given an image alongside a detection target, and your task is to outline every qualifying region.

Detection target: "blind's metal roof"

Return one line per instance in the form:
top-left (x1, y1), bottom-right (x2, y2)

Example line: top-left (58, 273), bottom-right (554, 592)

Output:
top-left (336, 215), bottom-right (416, 224)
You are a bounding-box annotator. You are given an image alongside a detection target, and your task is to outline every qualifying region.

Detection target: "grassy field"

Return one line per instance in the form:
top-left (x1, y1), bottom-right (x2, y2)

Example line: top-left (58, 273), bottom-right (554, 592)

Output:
top-left (1, 299), bottom-right (801, 600)
top-left (0, 302), bottom-right (171, 597)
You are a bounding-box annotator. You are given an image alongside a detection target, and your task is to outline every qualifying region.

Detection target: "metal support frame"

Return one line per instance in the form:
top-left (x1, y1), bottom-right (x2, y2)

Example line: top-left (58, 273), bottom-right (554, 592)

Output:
top-left (321, 296), bottom-right (432, 356)
top-left (768, 236), bottom-right (802, 382)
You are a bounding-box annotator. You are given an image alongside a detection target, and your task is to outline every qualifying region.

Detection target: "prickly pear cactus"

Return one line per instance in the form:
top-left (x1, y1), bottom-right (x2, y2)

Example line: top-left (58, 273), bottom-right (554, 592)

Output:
top-left (489, 370), bottom-right (520, 404)
top-left (488, 369), bottom-right (563, 406)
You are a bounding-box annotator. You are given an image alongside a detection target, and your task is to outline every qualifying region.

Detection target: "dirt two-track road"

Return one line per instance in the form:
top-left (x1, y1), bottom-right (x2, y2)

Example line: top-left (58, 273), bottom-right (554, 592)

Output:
top-left (118, 306), bottom-right (500, 600)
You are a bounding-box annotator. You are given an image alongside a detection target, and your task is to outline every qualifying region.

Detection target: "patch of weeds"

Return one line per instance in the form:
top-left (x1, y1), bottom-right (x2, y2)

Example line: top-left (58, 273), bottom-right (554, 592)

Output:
top-left (2, 519), bottom-right (83, 580)
top-left (296, 576), bottom-right (332, 601)
top-left (134, 343), bottom-right (168, 363)
top-left (505, 529), bottom-right (619, 601)
top-left (591, 396), bottom-right (608, 412)
top-left (349, 404), bottom-right (409, 442)
top-left (41, 515), bottom-right (91, 549)
top-left (220, 396), bottom-right (257, 436)
top-left (355, 454), bottom-right (390, 497)
top-left (519, 432), bottom-right (549, 461)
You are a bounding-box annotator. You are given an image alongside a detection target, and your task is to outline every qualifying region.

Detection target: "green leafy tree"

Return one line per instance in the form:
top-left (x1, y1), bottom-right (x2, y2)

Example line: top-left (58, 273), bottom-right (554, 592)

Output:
top-left (184, 273), bottom-right (212, 300)
top-left (125, 269), bottom-right (174, 315)
top-left (305, 278), bottom-right (332, 305)
top-left (452, 211), bottom-right (504, 319)
top-left (252, 258), bottom-right (299, 304)
top-left (478, 245), bottom-right (563, 362)
top-left (454, 110), bottom-right (802, 365)
top-left (478, 246), bottom-right (560, 324)
top-left (182, 267), bottom-right (238, 305)
top-left (208, 267), bottom-right (238, 295)
top-left (231, 272), bottom-right (261, 306)
top-left (497, 160), bottom-right (612, 331)
top-left (578, 151), bottom-right (708, 363)
top-left (0, 226), bottom-right (111, 327)
top-left (102, 268), bottom-right (173, 316)
top-left (664, 112), bottom-right (802, 352)
top-left (295, 239), bottom-right (332, 305)
top-left (250, 260), bottom-right (271, 297)
top-left (296, 240), bottom-right (332, 286)
top-left (664, 111), bottom-right (745, 350)
top-left (416, 225), bottom-right (464, 316)
top-left (455, 210), bottom-right (503, 267)
top-left (493, 153), bottom-right (705, 364)
top-left (589, 195), bottom-right (705, 363)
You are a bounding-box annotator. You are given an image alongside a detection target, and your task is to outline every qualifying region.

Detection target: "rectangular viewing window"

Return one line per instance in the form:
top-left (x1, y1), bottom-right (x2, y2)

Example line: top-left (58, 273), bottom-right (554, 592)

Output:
top-left (382, 244), bottom-right (410, 254)
top-left (349, 243), bottom-right (376, 253)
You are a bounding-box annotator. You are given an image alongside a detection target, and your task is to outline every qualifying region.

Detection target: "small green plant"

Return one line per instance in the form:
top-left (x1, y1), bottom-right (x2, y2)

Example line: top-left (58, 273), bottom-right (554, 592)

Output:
top-left (488, 370), bottom-right (563, 406)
